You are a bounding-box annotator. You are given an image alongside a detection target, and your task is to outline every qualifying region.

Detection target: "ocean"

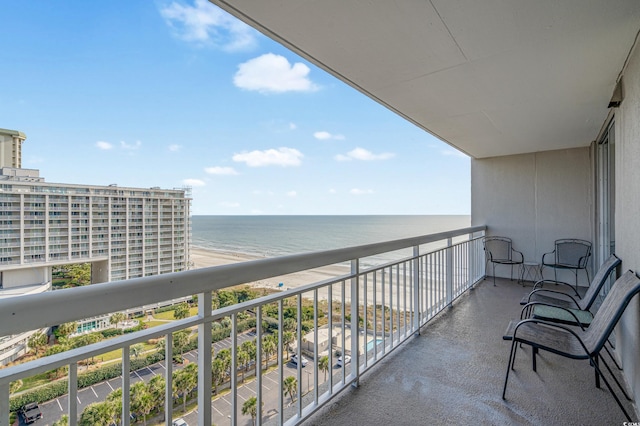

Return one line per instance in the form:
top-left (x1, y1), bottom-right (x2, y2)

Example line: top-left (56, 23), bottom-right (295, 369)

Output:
top-left (191, 215), bottom-right (471, 265)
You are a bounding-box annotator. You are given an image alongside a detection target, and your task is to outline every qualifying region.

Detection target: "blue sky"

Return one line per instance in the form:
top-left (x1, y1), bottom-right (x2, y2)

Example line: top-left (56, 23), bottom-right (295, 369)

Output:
top-left (0, 0), bottom-right (470, 215)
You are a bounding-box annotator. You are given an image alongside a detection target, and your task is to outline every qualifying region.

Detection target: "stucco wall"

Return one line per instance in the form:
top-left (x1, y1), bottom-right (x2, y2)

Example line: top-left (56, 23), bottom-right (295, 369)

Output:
top-left (471, 147), bottom-right (593, 283)
top-left (614, 39), bottom-right (640, 406)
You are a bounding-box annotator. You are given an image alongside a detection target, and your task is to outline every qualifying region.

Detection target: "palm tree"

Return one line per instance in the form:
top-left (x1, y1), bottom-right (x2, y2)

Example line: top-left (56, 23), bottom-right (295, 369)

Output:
top-left (130, 343), bottom-right (144, 359)
top-left (216, 348), bottom-right (232, 378)
top-left (283, 376), bottom-right (297, 403)
top-left (241, 339), bottom-right (257, 372)
top-left (242, 396), bottom-right (260, 425)
top-left (172, 330), bottom-right (190, 363)
top-left (211, 358), bottom-right (225, 394)
top-left (109, 312), bottom-right (126, 328)
top-left (282, 331), bottom-right (295, 359)
top-left (57, 321), bottom-right (78, 339)
top-left (173, 301), bottom-right (190, 320)
top-left (319, 355), bottom-right (329, 381)
top-left (130, 381), bottom-right (154, 426)
top-left (79, 402), bottom-right (113, 426)
top-left (106, 388), bottom-right (122, 425)
top-left (173, 363), bottom-right (197, 412)
top-left (237, 349), bottom-right (249, 382)
top-left (148, 374), bottom-right (166, 415)
top-left (262, 334), bottom-right (277, 369)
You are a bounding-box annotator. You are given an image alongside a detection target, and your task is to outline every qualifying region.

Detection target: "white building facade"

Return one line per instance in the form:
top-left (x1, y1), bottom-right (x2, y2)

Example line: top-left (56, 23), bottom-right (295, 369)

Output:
top-left (0, 128), bottom-right (192, 365)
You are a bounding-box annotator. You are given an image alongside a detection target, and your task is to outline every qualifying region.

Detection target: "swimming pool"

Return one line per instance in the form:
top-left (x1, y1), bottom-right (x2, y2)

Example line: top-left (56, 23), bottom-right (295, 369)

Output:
top-left (366, 338), bottom-right (383, 352)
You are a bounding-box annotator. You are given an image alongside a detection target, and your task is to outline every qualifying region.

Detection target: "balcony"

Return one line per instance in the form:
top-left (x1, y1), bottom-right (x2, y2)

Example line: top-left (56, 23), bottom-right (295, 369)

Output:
top-left (0, 226), bottom-right (633, 425)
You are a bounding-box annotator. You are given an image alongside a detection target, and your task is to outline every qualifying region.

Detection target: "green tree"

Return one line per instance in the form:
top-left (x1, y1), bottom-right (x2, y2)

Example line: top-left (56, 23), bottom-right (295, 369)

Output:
top-left (110, 312), bottom-right (126, 328)
top-left (173, 363), bottom-right (197, 412)
top-left (68, 263), bottom-right (91, 285)
top-left (130, 343), bottom-right (144, 359)
top-left (130, 381), bottom-right (154, 426)
top-left (241, 339), bottom-right (257, 372)
top-left (242, 396), bottom-right (260, 426)
top-left (28, 331), bottom-right (47, 356)
top-left (79, 402), bottom-right (113, 426)
top-left (173, 302), bottom-right (190, 320)
top-left (283, 331), bottom-right (295, 359)
top-left (319, 355), bottom-right (329, 381)
top-left (283, 376), bottom-right (297, 403)
top-left (262, 334), bottom-right (277, 369)
top-left (106, 388), bottom-right (122, 425)
top-left (211, 358), bottom-right (226, 394)
top-left (217, 290), bottom-right (238, 308)
top-left (148, 374), bottom-right (166, 415)
top-left (57, 321), bottom-right (78, 339)
top-left (216, 348), bottom-right (232, 378)
top-left (173, 330), bottom-right (191, 362)
top-left (238, 349), bottom-right (249, 382)
top-left (52, 414), bottom-right (69, 426)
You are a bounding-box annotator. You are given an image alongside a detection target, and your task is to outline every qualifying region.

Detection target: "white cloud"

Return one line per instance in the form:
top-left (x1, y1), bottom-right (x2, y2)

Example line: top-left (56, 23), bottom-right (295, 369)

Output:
top-left (168, 144), bottom-right (182, 152)
top-left (160, 0), bottom-right (257, 50)
top-left (120, 140), bottom-right (142, 150)
top-left (183, 178), bottom-right (206, 187)
top-left (204, 166), bottom-right (239, 175)
top-left (329, 188), bottom-right (337, 194)
top-left (233, 147), bottom-right (303, 167)
top-left (314, 131), bottom-right (345, 140)
top-left (289, 122), bottom-right (297, 130)
top-left (96, 141), bottom-right (113, 150)
top-left (335, 147), bottom-right (395, 161)
top-left (286, 191), bottom-right (297, 197)
top-left (350, 188), bottom-right (374, 195)
top-left (234, 53), bottom-right (319, 94)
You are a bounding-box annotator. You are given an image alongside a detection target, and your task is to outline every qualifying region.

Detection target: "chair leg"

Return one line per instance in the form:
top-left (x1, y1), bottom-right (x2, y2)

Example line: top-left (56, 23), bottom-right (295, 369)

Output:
top-left (600, 354), bottom-right (632, 401)
top-left (590, 354), bottom-right (632, 422)
top-left (493, 263), bottom-right (496, 286)
top-left (532, 347), bottom-right (538, 372)
top-left (503, 341), bottom-right (518, 399)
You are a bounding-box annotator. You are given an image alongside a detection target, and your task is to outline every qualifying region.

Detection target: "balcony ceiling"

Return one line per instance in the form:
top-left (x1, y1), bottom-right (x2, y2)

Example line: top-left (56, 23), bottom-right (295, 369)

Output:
top-left (211, 0), bottom-right (640, 158)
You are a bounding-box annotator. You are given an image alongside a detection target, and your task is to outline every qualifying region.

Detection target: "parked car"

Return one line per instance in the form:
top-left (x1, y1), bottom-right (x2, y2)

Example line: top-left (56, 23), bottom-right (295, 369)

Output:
top-left (337, 355), bottom-right (351, 367)
top-left (172, 419), bottom-right (188, 426)
top-left (20, 402), bottom-right (43, 424)
top-left (290, 354), bottom-right (308, 367)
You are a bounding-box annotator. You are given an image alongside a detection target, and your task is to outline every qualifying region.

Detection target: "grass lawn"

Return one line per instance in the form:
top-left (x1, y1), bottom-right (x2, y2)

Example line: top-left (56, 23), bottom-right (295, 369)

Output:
top-left (153, 307), bottom-right (198, 321)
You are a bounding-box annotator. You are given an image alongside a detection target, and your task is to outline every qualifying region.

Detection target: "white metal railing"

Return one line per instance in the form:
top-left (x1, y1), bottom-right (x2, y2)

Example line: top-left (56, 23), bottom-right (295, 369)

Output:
top-left (0, 226), bottom-right (485, 426)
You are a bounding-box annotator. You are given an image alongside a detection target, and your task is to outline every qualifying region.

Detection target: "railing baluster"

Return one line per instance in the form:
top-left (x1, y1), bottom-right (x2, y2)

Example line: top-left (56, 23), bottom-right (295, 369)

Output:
top-left (350, 259), bottom-right (359, 387)
top-left (231, 312), bottom-right (239, 426)
top-left (164, 332), bottom-right (173, 426)
top-left (313, 288), bottom-right (319, 403)
top-left (122, 347), bottom-right (130, 426)
top-left (69, 362), bottom-right (78, 426)
top-left (0, 381), bottom-right (8, 426)
top-left (277, 299), bottom-right (284, 425)
top-left (198, 291), bottom-right (213, 426)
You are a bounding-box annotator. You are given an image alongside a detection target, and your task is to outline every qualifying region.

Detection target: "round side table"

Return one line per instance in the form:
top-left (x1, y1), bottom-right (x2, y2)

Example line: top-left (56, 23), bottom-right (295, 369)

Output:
top-left (520, 261), bottom-right (542, 285)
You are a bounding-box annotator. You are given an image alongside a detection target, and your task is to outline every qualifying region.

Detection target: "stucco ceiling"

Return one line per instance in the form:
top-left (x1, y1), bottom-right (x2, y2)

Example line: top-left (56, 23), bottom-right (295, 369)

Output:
top-left (211, 0), bottom-right (640, 159)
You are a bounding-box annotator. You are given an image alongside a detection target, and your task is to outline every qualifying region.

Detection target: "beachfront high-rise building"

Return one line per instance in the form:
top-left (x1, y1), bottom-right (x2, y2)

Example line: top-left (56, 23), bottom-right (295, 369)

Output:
top-left (0, 127), bottom-right (191, 365)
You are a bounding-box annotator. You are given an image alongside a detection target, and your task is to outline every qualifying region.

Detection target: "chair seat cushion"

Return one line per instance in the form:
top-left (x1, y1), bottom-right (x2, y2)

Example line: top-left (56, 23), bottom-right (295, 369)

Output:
top-left (531, 305), bottom-right (593, 327)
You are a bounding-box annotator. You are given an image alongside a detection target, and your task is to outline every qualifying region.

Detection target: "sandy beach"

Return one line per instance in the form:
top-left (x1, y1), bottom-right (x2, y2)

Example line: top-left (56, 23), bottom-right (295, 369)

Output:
top-left (190, 247), bottom-right (351, 293)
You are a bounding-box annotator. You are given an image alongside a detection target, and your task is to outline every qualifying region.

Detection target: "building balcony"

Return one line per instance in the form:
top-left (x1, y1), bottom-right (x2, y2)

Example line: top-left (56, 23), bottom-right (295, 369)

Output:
top-left (0, 226), bottom-right (634, 425)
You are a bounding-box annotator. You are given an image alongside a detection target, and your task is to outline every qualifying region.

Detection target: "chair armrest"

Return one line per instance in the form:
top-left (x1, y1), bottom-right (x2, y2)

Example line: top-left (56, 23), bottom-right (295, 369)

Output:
top-left (532, 279), bottom-right (572, 290)
top-left (512, 248), bottom-right (524, 263)
top-left (520, 302), bottom-right (587, 330)
top-left (526, 288), bottom-right (581, 307)
top-left (541, 251), bottom-right (554, 265)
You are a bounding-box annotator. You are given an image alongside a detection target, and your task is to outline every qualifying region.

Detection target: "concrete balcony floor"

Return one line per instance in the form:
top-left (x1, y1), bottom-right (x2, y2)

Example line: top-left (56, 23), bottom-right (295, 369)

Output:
top-left (307, 277), bottom-right (637, 425)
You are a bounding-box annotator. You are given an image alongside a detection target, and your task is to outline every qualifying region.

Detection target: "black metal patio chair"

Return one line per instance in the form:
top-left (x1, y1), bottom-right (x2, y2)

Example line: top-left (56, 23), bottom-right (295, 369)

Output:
top-left (502, 269), bottom-right (640, 422)
top-left (483, 236), bottom-right (523, 286)
top-left (541, 238), bottom-right (592, 294)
